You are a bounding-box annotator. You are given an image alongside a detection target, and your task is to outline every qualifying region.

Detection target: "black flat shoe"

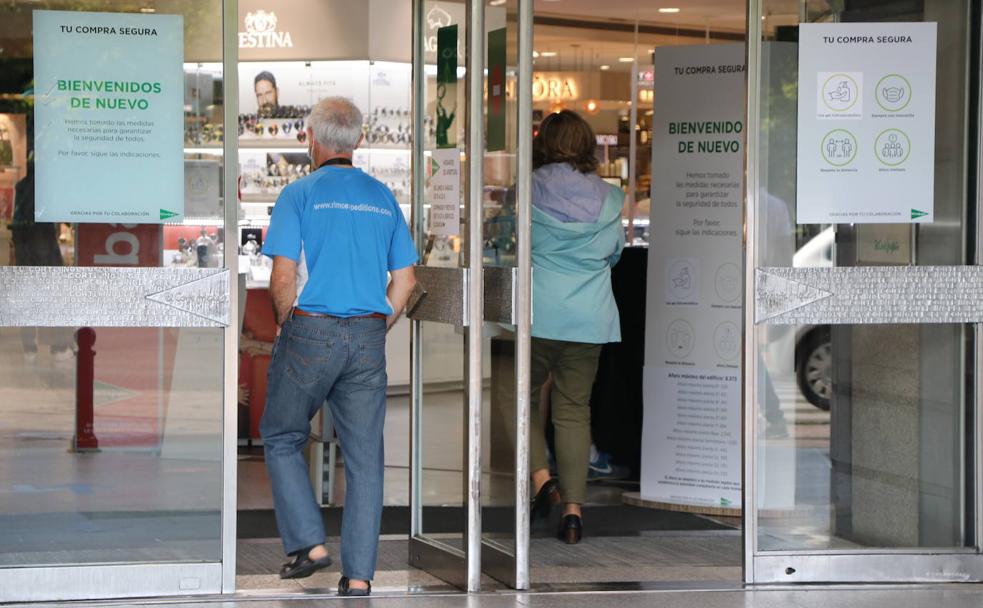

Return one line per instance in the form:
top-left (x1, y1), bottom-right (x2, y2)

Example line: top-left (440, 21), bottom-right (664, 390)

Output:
top-left (338, 576), bottom-right (371, 596)
top-left (531, 478), bottom-right (559, 522)
top-left (279, 549), bottom-right (333, 579)
top-left (559, 514), bottom-right (582, 544)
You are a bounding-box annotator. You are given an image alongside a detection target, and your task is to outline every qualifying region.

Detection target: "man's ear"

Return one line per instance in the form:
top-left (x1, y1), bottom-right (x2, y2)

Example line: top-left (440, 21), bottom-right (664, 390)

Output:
top-left (355, 132), bottom-right (365, 150)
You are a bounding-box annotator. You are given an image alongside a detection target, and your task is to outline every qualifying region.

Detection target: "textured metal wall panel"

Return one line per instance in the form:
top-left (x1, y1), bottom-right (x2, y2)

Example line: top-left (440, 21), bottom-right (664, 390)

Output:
top-left (406, 266), bottom-right (468, 326)
top-left (756, 266), bottom-right (983, 325)
top-left (0, 267), bottom-right (230, 328)
top-left (483, 266), bottom-right (516, 325)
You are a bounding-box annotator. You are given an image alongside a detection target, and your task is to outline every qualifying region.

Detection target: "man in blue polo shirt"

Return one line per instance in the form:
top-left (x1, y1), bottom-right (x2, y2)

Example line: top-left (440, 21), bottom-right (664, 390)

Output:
top-left (261, 97), bottom-right (417, 596)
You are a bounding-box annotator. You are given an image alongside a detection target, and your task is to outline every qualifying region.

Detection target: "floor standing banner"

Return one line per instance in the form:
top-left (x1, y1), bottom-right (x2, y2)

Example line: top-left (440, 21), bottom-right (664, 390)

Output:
top-left (641, 44), bottom-right (745, 510)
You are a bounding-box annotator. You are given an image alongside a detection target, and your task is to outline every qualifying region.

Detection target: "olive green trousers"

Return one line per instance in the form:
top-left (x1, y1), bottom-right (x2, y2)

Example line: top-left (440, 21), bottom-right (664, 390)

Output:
top-left (529, 337), bottom-right (602, 505)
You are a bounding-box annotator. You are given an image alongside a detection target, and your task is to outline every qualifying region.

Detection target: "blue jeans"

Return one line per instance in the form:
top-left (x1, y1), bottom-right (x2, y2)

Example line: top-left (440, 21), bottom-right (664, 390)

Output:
top-left (260, 313), bottom-right (388, 581)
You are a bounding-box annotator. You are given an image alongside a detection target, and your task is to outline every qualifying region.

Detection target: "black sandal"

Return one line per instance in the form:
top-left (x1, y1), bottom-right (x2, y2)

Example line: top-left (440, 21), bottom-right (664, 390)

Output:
top-left (338, 576), bottom-right (371, 596)
top-left (279, 547), bottom-right (333, 579)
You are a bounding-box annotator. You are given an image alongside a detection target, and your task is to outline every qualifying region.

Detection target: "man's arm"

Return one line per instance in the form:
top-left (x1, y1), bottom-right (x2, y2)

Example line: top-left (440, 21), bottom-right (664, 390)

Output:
top-left (270, 256), bottom-right (298, 327)
top-left (386, 265), bottom-right (417, 330)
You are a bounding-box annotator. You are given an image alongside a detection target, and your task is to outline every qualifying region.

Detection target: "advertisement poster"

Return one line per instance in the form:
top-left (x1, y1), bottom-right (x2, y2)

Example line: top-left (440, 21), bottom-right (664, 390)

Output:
top-left (238, 60), bottom-right (377, 117)
top-left (796, 22), bottom-right (937, 224)
top-left (435, 24), bottom-right (458, 148)
top-left (642, 44), bottom-right (745, 510)
top-left (33, 10), bottom-right (184, 223)
top-left (428, 148), bottom-right (461, 236)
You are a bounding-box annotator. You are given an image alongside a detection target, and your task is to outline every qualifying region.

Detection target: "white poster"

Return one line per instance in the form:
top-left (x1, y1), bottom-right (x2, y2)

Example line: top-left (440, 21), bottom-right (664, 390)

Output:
top-left (796, 23), bottom-right (937, 224)
top-left (642, 44), bottom-right (745, 510)
top-left (33, 10), bottom-right (184, 223)
top-left (428, 148), bottom-right (460, 236)
top-left (184, 159), bottom-right (221, 219)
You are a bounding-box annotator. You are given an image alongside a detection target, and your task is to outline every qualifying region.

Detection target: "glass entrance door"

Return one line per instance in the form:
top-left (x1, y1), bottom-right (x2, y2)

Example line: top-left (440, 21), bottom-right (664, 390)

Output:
top-left (745, 0), bottom-right (983, 583)
top-left (0, 0), bottom-right (237, 601)
top-left (406, 0), bottom-right (480, 590)
top-left (407, 0), bottom-right (532, 591)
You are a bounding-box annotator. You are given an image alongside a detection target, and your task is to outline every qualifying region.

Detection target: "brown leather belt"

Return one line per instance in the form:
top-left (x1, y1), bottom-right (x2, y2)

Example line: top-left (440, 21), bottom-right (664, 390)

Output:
top-left (293, 308), bottom-right (386, 320)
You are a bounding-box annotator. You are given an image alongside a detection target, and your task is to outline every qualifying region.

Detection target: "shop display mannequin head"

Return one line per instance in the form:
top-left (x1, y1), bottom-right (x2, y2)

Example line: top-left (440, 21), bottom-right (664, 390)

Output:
top-left (306, 96), bottom-right (364, 168)
top-left (254, 71), bottom-right (280, 113)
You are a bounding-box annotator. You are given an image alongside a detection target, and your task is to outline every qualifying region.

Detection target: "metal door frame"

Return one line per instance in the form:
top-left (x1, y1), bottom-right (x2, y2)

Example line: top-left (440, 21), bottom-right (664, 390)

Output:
top-left (0, 0), bottom-right (239, 602)
top-left (742, 0), bottom-right (983, 584)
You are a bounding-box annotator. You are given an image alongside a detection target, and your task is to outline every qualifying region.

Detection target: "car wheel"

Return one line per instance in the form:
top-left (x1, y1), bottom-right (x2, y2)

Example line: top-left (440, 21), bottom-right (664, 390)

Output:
top-left (797, 328), bottom-right (832, 411)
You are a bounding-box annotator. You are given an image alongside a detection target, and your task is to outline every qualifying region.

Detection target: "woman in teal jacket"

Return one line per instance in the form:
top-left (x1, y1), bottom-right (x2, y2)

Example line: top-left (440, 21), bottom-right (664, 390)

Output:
top-left (528, 110), bottom-right (623, 544)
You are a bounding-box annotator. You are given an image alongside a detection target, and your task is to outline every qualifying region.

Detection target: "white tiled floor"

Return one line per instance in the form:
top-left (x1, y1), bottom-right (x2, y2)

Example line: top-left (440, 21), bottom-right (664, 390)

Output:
top-left (20, 585), bottom-right (983, 608)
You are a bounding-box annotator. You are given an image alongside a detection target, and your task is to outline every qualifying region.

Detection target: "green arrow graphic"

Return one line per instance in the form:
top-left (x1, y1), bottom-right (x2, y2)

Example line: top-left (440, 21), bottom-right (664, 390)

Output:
top-left (911, 209), bottom-right (928, 220)
top-left (160, 209), bottom-right (181, 221)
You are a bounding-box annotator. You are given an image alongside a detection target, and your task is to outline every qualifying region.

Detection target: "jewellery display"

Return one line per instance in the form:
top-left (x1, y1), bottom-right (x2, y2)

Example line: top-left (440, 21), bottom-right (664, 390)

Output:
top-left (185, 118), bottom-right (224, 146)
top-left (238, 108), bottom-right (310, 142)
top-left (240, 152), bottom-right (312, 198)
top-left (366, 105), bottom-right (413, 147)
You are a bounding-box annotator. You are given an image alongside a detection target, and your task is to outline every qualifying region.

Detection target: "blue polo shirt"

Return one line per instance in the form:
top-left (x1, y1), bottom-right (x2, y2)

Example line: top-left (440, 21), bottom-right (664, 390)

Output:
top-left (263, 165), bottom-right (418, 317)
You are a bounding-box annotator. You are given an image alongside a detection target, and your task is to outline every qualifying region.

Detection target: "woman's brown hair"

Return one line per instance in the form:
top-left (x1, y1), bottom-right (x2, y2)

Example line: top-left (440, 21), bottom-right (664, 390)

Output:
top-left (532, 110), bottom-right (598, 173)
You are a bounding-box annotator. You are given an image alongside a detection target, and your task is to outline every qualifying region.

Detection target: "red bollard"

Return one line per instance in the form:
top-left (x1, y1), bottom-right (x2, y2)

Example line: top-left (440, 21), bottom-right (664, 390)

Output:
top-left (74, 327), bottom-right (99, 452)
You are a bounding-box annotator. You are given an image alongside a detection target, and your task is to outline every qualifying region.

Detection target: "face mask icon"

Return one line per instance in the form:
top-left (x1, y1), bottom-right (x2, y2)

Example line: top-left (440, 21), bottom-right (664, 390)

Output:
top-left (882, 86), bottom-right (905, 104)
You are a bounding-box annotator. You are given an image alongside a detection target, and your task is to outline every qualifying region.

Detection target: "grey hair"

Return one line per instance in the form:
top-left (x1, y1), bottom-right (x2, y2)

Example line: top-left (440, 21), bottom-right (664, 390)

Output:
top-left (308, 97), bottom-right (364, 154)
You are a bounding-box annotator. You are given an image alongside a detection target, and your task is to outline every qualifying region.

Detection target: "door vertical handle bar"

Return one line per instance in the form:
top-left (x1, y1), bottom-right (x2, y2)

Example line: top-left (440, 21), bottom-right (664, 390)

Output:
top-left (409, 0), bottom-right (426, 541)
top-left (220, 0), bottom-right (240, 592)
top-left (514, 0), bottom-right (534, 591)
top-left (465, 0), bottom-right (486, 593)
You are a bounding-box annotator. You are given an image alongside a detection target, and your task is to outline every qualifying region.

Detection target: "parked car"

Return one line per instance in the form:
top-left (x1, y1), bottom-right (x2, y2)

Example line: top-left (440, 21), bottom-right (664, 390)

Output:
top-left (792, 226), bottom-right (833, 411)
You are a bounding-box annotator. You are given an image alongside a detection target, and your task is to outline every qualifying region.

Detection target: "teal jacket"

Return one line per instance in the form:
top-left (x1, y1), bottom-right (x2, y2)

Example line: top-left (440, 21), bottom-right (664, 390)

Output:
top-left (531, 167), bottom-right (624, 344)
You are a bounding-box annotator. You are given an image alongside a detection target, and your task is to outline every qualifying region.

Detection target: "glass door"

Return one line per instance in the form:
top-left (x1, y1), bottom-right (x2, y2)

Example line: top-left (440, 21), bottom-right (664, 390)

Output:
top-left (479, 0), bottom-right (532, 591)
top-left (0, 0), bottom-right (237, 602)
top-left (407, 0), bottom-right (532, 591)
top-left (407, 0), bottom-right (479, 591)
top-left (745, 0), bottom-right (983, 583)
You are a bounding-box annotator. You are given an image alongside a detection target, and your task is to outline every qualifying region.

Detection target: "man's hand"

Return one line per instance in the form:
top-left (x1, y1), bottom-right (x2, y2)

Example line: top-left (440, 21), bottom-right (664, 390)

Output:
top-left (270, 256), bottom-right (298, 327)
top-left (386, 265), bottom-right (417, 330)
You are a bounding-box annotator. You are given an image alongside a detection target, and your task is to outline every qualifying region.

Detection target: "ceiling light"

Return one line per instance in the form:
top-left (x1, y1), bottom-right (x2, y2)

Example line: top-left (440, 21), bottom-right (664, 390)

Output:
top-left (599, 65), bottom-right (610, 71)
top-left (619, 57), bottom-right (635, 63)
top-left (532, 51), bottom-right (540, 58)
top-left (540, 51), bottom-right (557, 57)
top-left (658, 7), bottom-right (680, 13)
top-left (489, 0), bottom-right (506, 5)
